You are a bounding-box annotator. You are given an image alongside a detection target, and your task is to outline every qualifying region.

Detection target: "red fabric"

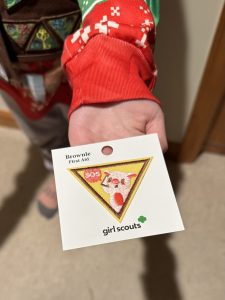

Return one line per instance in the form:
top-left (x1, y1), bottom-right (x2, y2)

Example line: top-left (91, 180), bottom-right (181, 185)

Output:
top-left (0, 79), bottom-right (72, 120)
top-left (0, 58), bottom-right (72, 120)
top-left (62, 0), bottom-right (160, 117)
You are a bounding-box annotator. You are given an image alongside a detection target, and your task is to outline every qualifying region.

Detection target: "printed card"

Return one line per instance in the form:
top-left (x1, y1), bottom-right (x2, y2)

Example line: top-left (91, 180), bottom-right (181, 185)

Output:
top-left (52, 134), bottom-right (184, 250)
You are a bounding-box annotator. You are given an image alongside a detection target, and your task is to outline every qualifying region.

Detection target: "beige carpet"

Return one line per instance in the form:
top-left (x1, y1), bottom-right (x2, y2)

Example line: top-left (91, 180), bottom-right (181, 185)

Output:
top-left (0, 126), bottom-right (224, 300)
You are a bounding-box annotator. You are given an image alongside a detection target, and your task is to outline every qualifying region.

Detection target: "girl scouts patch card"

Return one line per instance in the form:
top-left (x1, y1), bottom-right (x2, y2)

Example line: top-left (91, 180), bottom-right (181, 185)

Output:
top-left (52, 134), bottom-right (184, 250)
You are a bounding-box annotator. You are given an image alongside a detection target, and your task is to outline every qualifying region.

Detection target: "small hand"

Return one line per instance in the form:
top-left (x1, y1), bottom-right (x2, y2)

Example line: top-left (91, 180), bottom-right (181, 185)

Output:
top-left (69, 100), bottom-right (168, 152)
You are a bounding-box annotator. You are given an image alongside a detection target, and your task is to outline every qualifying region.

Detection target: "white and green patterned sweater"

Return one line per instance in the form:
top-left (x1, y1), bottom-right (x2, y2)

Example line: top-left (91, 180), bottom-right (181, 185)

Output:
top-left (77, 0), bottom-right (160, 25)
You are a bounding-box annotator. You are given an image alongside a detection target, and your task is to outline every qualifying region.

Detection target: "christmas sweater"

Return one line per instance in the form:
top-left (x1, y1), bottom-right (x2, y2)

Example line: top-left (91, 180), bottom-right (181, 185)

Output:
top-left (62, 0), bottom-right (160, 116)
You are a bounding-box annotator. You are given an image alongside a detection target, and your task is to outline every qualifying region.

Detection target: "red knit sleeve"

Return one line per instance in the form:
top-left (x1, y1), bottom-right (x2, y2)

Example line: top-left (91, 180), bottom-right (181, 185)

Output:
top-left (62, 0), bottom-right (160, 117)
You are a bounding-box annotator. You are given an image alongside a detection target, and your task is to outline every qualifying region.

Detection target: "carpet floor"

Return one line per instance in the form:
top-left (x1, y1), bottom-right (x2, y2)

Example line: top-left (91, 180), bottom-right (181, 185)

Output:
top-left (0, 127), bottom-right (224, 300)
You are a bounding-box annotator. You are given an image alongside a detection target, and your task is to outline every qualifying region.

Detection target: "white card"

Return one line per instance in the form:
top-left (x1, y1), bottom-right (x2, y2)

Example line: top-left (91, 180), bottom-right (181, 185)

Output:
top-left (52, 134), bottom-right (184, 251)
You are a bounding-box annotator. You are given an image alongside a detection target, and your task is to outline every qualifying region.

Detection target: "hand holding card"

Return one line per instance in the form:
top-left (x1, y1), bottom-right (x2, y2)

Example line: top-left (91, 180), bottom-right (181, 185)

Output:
top-left (52, 134), bottom-right (184, 250)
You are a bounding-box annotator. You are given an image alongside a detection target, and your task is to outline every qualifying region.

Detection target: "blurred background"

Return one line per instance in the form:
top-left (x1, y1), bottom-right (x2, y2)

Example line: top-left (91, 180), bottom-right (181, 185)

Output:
top-left (0, 0), bottom-right (224, 299)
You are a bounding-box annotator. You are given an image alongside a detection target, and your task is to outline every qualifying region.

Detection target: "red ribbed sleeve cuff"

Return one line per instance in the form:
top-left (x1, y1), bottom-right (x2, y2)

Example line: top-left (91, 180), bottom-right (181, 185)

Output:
top-left (62, 0), bottom-right (160, 117)
top-left (62, 34), bottom-right (159, 117)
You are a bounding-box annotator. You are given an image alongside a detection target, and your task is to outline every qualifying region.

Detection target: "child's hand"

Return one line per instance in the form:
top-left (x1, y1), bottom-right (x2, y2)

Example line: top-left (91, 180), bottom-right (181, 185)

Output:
top-left (69, 100), bottom-right (168, 152)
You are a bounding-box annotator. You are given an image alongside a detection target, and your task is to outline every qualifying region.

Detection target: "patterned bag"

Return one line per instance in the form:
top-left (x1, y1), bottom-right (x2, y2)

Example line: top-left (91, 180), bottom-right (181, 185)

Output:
top-left (0, 0), bottom-right (81, 118)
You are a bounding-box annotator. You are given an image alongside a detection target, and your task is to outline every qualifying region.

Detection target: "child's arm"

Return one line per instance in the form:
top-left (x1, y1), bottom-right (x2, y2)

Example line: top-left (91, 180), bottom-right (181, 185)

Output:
top-left (62, 0), bottom-right (167, 151)
top-left (62, 0), bottom-right (159, 115)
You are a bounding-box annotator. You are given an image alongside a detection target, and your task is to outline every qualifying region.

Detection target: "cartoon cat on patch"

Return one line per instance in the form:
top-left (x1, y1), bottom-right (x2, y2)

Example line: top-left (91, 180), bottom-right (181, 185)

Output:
top-left (101, 171), bottom-right (137, 213)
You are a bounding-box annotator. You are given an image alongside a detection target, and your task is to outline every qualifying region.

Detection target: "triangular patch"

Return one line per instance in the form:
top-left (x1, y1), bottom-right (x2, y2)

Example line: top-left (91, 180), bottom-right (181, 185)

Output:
top-left (48, 14), bottom-right (79, 41)
top-left (3, 23), bottom-right (35, 48)
top-left (28, 25), bottom-right (59, 51)
top-left (68, 158), bottom-right (152, 222)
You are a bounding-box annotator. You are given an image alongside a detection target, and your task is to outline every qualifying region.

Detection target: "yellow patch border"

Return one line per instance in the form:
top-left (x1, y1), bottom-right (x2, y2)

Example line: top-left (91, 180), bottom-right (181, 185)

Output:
top-left (68, 157), bottom-right (153, 222)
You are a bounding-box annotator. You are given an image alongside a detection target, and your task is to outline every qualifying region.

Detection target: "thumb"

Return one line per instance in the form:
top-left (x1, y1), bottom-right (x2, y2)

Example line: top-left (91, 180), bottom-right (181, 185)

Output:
top-left (145, 113), bottom-right (168, 153)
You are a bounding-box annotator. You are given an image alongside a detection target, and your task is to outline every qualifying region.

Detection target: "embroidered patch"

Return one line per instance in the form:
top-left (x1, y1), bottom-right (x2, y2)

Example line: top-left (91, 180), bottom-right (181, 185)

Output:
top-left (68, 158), bottom-right (152, 222)
top-left (48, 14), bottom-right (79, 41)
top-left (3, 23), bottom-right (35, 48)
top-left (28, 25), bottom-right (59, 51)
